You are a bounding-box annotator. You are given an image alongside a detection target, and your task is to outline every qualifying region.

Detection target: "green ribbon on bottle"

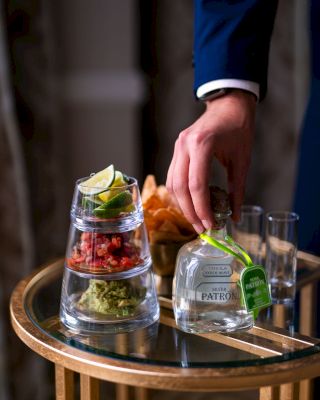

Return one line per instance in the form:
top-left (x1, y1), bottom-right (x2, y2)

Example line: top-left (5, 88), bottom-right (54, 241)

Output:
top-left (200, 233), bottom-right (254, 267)
top-left (199, 232), bottom-right (268, 320)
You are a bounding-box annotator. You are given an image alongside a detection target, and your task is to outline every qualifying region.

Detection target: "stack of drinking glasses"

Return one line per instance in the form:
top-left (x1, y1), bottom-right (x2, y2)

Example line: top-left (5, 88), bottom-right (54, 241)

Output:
top-left (232, 207), bottom-right (299, 304)
top-left (60, 172), bottom-right (159, 334)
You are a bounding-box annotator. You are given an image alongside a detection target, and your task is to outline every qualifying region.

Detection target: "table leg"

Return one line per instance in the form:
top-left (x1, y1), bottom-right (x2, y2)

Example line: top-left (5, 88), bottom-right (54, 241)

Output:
top-left (132, 329), bottom-right (149, 400)
top-left (80, 374), bottom-right (100, 400)
top-left (116, 384), bottom-right (130, 400)
top-left (299, 283), bottom-right (316, 336)
top-left (299, 283), bottom-right (316, 400)
top-left (280, 383), bottom-right (299, 400)
top-left (55, 364), bottom-right (74, 400)
top-left (134, 387), bottom-right (149, 400)
top-left (299, 380), bottom-right (313, 400)
top-left (115, 333), bottom-right (130, 400)
top-left (259, 386), bottom-right (280, 400)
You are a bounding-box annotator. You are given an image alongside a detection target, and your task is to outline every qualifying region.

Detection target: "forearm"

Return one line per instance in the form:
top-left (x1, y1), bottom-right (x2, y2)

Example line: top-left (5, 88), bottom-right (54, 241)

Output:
top-left (194, 0), bottom-right (278, 100)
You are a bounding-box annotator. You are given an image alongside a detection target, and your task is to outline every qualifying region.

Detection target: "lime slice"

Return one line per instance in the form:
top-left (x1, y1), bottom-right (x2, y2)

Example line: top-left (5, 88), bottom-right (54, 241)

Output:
top-left (79, 164), bottom-right (115, 195)
top-left (124, 203), bottom-right (135, 213)
top-left (98, 171), bottom-right (127, 202)
top-left (113, 171), bottom-right (127, 186)
top-left (93, 191), bottom-right (133, 218)
top-left (93, 203), bottom-right (135, 219)
top-left (100, 190), bottom-right (133, 209)
top-left (93, 207), bottom-right (123, 219)
top-left (82, 196), bottom-right (104, 209)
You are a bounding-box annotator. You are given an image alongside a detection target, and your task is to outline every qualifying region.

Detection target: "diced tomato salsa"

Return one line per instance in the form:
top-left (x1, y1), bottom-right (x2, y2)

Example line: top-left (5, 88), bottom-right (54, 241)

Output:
top-left (67, 232), bottom-right (143, 273)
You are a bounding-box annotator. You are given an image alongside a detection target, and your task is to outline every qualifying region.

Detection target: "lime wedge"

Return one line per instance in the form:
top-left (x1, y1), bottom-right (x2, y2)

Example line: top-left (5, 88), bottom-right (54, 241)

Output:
top-left (92, 207), bottom-right (122, 219)
top-left (82, 196), bottom-right (104, 209)
top-left (100, 190), bottom-right (133, 209)
top-left (98, 171), bottom-right (127, 202)
top-left (93, 203), bottom-right (135, 219)
top-left (93, 191), bottom-right (133, 218)
top-left (113, 170), bottom-right (127, 186)
top-left (79, 164), bottom-right (115, 195)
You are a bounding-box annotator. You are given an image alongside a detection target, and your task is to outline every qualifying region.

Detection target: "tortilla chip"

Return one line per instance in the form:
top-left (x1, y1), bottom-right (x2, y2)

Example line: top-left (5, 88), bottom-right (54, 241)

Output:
top-left (143, 209), bottom-right (160, 232)
top-left (141, 175), bottom-right (157, 203)
top-left (156, 185), bottom-right (180, 209)
top-left (150, 230), bottom-right (195, 244)
top-left (167, 207), bottom-right (195, 233)
top-left (157, 220), bottom-right (180, 234)
top-left (141, 175), bottom-right (196, 246)
top-left (151, 208), bottom-right (189, 231)
top-left (143, 194), bottom-right (165, 211)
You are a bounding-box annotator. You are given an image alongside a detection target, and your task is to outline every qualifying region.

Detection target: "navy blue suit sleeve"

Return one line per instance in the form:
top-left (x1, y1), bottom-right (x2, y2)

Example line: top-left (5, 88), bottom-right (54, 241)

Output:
top-left (194, 0), bottom-right (278, 99)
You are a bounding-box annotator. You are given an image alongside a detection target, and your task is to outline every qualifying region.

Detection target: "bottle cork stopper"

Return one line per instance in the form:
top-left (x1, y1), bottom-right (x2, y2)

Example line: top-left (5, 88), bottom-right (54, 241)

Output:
top-left (209, 186), bottom-right (231, 217)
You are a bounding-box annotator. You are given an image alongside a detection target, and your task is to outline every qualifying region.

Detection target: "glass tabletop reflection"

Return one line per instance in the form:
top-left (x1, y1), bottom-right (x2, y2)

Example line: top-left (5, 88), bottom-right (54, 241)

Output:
top-left (24, 261), bottom-right (320, 369)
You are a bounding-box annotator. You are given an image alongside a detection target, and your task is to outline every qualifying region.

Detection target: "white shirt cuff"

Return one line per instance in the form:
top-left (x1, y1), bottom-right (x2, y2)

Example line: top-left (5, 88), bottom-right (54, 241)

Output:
top-left (196, 79), bottom-right (260, 101)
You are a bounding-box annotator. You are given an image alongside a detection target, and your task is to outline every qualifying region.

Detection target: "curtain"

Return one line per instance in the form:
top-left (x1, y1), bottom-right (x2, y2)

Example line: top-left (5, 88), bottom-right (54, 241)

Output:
top-left (1, 0), bottom-right (65, 398)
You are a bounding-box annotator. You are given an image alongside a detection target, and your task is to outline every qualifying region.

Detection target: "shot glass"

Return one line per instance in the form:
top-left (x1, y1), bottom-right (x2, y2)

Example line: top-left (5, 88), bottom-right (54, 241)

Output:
top-left (231, 205), bottom-right (264, 264)
top-left (265, 211), bottom-right (299, 304)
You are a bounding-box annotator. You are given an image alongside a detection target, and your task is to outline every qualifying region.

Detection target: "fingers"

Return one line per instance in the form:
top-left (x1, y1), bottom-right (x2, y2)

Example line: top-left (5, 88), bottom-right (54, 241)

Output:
top-left (168, 138), bottom-right (249, 229)
top-left (166, 145), bottom-right (176, 193)
top-left (188, 146), bottom-right (214, 230)
top-left (166, 131), bottom-right (205, 234)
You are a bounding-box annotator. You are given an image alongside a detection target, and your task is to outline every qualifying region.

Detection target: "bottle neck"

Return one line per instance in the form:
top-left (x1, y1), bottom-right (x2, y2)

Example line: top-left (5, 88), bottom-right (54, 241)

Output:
top-left (205, 225), bottom-right (227, 240)
top-left (207, 212), bottom-right (230, 235)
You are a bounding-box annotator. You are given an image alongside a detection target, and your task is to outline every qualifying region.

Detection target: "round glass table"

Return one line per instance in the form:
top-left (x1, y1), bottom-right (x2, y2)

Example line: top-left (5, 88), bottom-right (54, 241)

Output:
top-left (10, 259), bottom-right (320, 400)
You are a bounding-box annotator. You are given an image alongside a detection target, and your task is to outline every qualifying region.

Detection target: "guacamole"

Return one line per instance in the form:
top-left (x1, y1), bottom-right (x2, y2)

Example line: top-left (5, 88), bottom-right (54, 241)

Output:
top-left (78, 279), bottom-right (145, 317)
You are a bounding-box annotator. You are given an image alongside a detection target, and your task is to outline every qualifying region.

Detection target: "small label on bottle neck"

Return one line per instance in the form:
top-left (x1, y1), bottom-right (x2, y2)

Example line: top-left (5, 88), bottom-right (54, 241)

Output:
top-left (202, 264), bottom-right (232, 277)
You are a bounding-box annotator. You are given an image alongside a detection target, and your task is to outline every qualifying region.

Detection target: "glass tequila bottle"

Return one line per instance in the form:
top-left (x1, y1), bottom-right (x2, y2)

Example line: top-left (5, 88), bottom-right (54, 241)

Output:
top-left (173, 187), bottom-right (254, 333)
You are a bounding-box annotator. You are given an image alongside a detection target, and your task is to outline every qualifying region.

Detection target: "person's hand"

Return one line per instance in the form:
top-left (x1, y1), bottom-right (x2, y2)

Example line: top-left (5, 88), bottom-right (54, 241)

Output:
top-left (166, 89), bottom-right (256, 234)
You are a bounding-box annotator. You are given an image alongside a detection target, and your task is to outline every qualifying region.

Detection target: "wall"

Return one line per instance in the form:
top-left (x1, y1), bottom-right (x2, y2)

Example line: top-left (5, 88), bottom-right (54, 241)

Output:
top-left (53, 0), bottom-right (145, 203)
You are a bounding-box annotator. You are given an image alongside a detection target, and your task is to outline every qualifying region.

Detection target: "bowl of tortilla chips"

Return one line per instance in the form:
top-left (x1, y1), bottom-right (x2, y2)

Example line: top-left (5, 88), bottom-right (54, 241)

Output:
top-left (141, 175), bottom-right (196, 277)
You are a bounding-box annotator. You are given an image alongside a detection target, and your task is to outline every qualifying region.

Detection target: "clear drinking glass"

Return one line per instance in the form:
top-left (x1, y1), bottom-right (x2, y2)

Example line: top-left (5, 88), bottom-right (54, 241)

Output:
top-left (265, 211), bottom-right (299, 304)
top-left (231, 205), bottom-right (264, 264)
top-left (71, 176), bottom-right (144, 233)
top-left (60, 176), bottom-right (159, 333)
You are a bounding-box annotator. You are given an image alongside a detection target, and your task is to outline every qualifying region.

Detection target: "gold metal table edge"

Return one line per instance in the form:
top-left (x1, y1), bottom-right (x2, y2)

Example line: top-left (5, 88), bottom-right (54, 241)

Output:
top-left (9, 260), bottom-right (320, 392)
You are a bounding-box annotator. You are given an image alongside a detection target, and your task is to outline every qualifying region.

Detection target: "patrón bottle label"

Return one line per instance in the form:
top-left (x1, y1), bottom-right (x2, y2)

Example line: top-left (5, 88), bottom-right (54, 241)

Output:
top-left (194, 261), bottom-right (240, 303)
